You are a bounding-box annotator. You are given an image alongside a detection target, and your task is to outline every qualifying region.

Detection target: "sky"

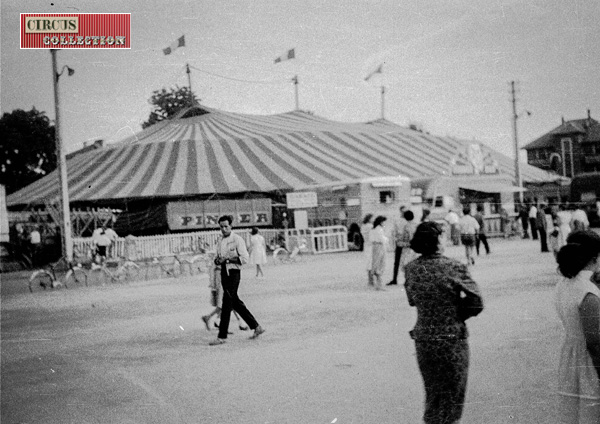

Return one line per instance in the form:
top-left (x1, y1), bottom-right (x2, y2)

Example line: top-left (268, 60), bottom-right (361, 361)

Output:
top-left (2, 0), bottom-right (599, 161)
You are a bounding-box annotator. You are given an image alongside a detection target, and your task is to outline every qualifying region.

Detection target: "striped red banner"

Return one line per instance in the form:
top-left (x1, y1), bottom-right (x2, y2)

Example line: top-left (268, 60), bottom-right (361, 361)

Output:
top-left (21, 13), bottom-right (130, 49)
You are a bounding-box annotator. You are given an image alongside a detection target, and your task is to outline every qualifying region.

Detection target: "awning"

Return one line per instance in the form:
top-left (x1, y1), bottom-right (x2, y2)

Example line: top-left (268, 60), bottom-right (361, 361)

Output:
top-left (458, 183), bottom-right (527, 194)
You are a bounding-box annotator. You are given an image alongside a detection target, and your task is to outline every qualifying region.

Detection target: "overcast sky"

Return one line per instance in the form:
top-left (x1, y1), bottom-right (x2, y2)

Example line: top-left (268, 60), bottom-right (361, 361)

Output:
top-left (2, 0), bottom-right (599, 159)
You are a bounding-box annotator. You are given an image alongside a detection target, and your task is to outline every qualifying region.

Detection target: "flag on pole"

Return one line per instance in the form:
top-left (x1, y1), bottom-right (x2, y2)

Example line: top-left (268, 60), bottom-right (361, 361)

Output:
top-left (274, 48), bottom-right (295, 64)
top-left (163, 35), bottom-right (185, 55)
top-left (364, 64), bottom-right (383, 81)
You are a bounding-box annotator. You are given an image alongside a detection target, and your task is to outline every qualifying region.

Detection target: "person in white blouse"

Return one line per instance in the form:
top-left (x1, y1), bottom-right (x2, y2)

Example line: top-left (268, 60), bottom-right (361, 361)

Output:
top-left (369, 216), bottom-right (388, 291)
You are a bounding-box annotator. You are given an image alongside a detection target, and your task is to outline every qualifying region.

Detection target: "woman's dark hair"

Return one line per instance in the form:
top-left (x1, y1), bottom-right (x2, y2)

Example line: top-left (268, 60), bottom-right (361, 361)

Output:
top-left (373, 215), bottom-right (387, 228)
top-left (362, 213), bottom-right (374, 224)
top-left (403, 210), bottom-right (414, 221)
top-left (410, 221), bottom-right (444, 256)
top-left (557, 230), bottom-right (600, 278)
top-left (251, 227), bottom-right (259, 235)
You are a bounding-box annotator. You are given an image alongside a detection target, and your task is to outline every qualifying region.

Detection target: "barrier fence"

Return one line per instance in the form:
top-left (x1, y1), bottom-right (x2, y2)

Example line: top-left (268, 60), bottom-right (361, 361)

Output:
top-left (72, 226), bottom-right (349, 261)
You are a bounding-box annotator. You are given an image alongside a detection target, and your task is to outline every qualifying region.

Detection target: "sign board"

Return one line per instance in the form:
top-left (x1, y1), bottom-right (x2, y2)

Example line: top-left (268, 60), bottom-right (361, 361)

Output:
top-left (167, 198), bottom-right (272, 230)
top-left (286, 191), bottom-right (317, 209)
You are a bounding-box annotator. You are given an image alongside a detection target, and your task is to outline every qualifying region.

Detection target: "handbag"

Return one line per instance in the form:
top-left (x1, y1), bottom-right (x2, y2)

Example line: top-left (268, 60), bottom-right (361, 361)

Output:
top-left (457, 291), bottom-right (484, 321)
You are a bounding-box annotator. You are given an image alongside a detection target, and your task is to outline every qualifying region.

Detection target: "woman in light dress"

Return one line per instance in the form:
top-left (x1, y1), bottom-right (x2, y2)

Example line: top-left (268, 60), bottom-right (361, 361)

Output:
top-left (555, 230), bottom-right (600, 423)
top-left (557, 204), bottom-right (573, 249)
top-left (369, 215), bottom-right (388, 291)
top-left (248, 227), bottom-right (267, 277)
top-left (360, 214), bottom-right (374, 287)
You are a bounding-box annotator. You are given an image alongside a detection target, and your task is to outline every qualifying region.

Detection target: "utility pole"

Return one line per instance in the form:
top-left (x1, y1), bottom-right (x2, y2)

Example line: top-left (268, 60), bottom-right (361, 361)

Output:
top-left (186, 63), bottom-right (193, 106)
top-left (292, 75), bottom-right (299, 110)
top-left (381, 86), bottom-right (385, 120)
top-left (51, 49), bottom-right (74, 262)
top-left (511, 81), bottom-right (524, 203)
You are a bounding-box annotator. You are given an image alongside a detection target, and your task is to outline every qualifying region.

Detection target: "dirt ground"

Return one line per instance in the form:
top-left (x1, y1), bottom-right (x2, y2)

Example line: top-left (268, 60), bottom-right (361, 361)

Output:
top-left (2, 237), bottom-right (566, 423)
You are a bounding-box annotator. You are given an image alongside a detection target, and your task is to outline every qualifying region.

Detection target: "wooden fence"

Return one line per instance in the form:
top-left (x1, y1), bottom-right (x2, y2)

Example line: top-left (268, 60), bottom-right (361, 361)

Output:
top-left (72, 226), bottom-right (348, 261)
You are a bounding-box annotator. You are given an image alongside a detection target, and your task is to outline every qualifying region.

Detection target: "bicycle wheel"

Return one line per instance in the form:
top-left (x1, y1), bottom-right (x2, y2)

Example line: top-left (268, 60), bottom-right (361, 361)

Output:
top-left (64, 268), bottom-right (88, 289)
top-left (29, 270), bottom-right (55, 293)
top-left (121, 261), bottom-right (141, 282)
top-left (273, 248), bottom-right (290, 264)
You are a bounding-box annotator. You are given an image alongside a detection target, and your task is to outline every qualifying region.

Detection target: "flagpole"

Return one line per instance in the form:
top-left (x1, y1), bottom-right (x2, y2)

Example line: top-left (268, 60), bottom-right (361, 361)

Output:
top-left (381, 86), bottom-right (385, 120)
top-left (186, 63), bottom-right (193, 106)
top-left (293, 75), bottom-right (299, 110)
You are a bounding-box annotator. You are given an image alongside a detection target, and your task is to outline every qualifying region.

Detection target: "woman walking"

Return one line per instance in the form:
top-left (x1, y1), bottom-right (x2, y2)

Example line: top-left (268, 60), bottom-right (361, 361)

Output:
top-left (248, 227), bottom-right (267, 277)
top-left (555, 230), bottom-right (600, 423)
top-left (361, 214), bottom-right (374, 287)
top-left (404, 221), bottom-right (484, 423)
top-left (369, 215), bottom-right (388, 291)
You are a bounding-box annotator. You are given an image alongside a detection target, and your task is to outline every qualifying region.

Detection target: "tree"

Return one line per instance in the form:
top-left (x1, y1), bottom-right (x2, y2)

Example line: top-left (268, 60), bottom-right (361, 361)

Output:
top-left (142, 86), bottom-right (200, 129)
top-left (0, 108), bottom-right (57, 195)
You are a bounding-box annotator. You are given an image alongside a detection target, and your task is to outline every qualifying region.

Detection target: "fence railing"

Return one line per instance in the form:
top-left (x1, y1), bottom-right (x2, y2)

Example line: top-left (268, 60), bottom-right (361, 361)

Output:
top-left (72, 226), bottom-right (349, 261)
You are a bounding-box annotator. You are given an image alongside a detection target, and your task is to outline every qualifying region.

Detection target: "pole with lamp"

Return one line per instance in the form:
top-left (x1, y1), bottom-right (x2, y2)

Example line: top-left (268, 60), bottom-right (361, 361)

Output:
top-left (510, 81), bottom-right (531, 204)
top-left (50, 49), bottom-right (75, 263)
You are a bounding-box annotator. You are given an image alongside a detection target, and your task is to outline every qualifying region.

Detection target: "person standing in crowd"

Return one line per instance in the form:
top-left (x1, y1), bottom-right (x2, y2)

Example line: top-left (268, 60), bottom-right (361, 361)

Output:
top-left (519, 204), bottom-right (530, 239)
top-left (529, 203), bottom-right (539, 240)
top-left (388, 206), bottom-right (407, 286)
top-left (248, 227), bottom-right (267, 278)
top-left (209, 215), bottom-right (264, 345)
top-left (93, 228), bottom-right (112, 264)
top-left (554, 230), bottom-right (600, 423)
top-left (29, 226), bottom-right (42, 267)
top-left (369, 216), bottom-right (388, 291)
top-left (361, 214), bottom-right (374, 287)
top-left (404, 221), bottom-right (484, 424)
top-left (103, 224), bottom-right (119, 257)
top-left (557, 204), bottom-right (573, 250)
top-left (536, 204), bottom-right (549, 253)
top-left (421, 208), bottom-right (431, 223)
top-left (549, 210), bottom-right (562, 260)
top-left (474, 205), bottom-right (490, 256)
top-left (399, 210), bottom-right (419, 272)
top-left (500, 207), bottom-right (512, 238)
top-left (459, 207), bottom-right (480, 266)
top-left (572, 205), bottom-right (590, 232)
top-left (444, 209), bottom-right (460, 246)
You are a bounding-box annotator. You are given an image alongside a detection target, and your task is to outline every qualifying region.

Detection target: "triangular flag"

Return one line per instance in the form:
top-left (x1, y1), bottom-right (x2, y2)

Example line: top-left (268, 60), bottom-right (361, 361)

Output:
top-left (163, 35), bottom-right (185, 55)
top-left (364, 64), bottom-right (383, 81)
top-left (274, 48), bottom-right (295, 64)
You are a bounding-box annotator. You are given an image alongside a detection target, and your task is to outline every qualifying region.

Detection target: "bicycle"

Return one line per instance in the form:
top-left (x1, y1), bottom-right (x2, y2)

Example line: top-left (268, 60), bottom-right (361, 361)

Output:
top-left (91, 257), bottom-right (141, 284)
top-left (272, 238), bottom-right (308, 264)
top-left (28, 256), bottom-right (88, 293)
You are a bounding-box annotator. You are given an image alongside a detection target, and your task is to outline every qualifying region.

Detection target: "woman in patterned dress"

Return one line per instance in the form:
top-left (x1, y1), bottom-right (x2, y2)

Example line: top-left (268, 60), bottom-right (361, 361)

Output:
top-left (369, 216), bottom-right (388, 291)
top-left (555, 230), bottom-right (600, 424)
top-left (404, 221), bottom-right (484, 423)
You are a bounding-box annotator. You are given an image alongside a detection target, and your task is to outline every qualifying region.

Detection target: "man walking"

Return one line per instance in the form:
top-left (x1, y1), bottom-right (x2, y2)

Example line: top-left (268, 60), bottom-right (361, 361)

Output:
top-left (209, 215), bottom-right (265, 345)
top-left (387, 206), bottom-right (407, 286)
top-left (528, 203), bottom-right (538, 240)
top-left (474, 205), bottom-right (490, 255)
top-left (536, 204), bottom-right (549, 252)
top-left (444, 209), bottom-right (460, 246)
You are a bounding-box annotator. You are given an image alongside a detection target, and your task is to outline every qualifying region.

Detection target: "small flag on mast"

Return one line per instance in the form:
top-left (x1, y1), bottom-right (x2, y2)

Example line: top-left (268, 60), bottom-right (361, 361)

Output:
top-left (163, 35), bottom-right (185, 55)
top-left (364, 64), bottom-right (383, 81)
top-left (274, 48), bottom-right (295, 64)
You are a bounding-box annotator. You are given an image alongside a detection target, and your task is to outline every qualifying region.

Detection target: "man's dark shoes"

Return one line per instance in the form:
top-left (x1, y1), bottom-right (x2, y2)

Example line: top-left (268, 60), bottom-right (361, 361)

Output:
top-left (249, 325), bottom-right (265, 339)
top-left (209, 338), bottom-right (226, 346)
top-left (386, 281), bottom-right (397, 286)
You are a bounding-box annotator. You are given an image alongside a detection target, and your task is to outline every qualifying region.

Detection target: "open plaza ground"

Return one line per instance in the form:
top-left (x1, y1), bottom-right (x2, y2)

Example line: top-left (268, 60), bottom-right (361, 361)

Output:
top-left (1, 236), bottom-right (569, 423)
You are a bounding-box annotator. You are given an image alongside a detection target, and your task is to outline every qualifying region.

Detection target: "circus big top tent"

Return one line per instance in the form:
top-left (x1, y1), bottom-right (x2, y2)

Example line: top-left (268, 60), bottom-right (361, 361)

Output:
top-left (6, 105), bottom-right (555, 233)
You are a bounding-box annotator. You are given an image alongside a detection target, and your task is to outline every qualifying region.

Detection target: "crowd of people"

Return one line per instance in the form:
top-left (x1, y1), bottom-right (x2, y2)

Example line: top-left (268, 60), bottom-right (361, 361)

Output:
top-left (357, 202), bottom-right (600, 423)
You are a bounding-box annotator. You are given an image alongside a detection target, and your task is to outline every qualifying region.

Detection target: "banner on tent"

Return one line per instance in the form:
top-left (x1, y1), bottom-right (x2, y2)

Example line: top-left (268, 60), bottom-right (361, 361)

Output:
top-left (167, 199), bottom-right (272, 230)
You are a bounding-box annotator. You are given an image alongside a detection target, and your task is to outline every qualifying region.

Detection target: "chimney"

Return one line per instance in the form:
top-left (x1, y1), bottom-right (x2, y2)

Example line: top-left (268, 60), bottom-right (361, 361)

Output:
top-left (588, 109), bottom-right (592, 120)
top-left (561, 116), bottom-right (565, 124)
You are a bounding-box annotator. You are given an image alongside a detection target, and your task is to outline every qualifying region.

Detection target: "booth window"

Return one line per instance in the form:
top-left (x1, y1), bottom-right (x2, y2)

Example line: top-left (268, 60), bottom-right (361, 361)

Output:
top-left (379, 190), bottom-right (395, 204)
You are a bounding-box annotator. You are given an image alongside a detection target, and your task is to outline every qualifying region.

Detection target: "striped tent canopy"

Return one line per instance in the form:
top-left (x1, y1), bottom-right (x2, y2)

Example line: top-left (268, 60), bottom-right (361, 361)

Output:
top-left (7, 105), bottom-right (555, 207)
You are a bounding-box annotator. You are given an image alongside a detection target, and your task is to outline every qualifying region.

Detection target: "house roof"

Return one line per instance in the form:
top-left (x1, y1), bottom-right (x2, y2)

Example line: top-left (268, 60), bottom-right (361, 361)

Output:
top-left (6, 105), bottom-right (556, 208)
top-left (523, 118), bottom-right (600, 150)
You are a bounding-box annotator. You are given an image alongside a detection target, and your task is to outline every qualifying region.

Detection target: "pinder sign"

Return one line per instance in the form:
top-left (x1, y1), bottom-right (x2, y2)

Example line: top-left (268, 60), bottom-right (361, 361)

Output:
top-left (21, 13), bottom-right (130, 49)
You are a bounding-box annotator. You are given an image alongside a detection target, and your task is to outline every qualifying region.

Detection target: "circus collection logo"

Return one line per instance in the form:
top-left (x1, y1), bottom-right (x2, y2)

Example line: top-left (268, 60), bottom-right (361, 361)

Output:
top-left (21, 13), bottom-right (130, 49)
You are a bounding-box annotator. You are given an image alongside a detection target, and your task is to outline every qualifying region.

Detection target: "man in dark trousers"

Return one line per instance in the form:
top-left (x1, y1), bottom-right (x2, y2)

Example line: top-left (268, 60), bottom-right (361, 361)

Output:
top-left (519, 204), bottom-right (529, 239)
top-left (536, 204), bottom-right (549, 253)
top-left (474, 205), bottom-right (490, 255)
top-left (387, 205), bottom-right (407, 285)
top-left (209, 215), bottom-right (265, 345)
